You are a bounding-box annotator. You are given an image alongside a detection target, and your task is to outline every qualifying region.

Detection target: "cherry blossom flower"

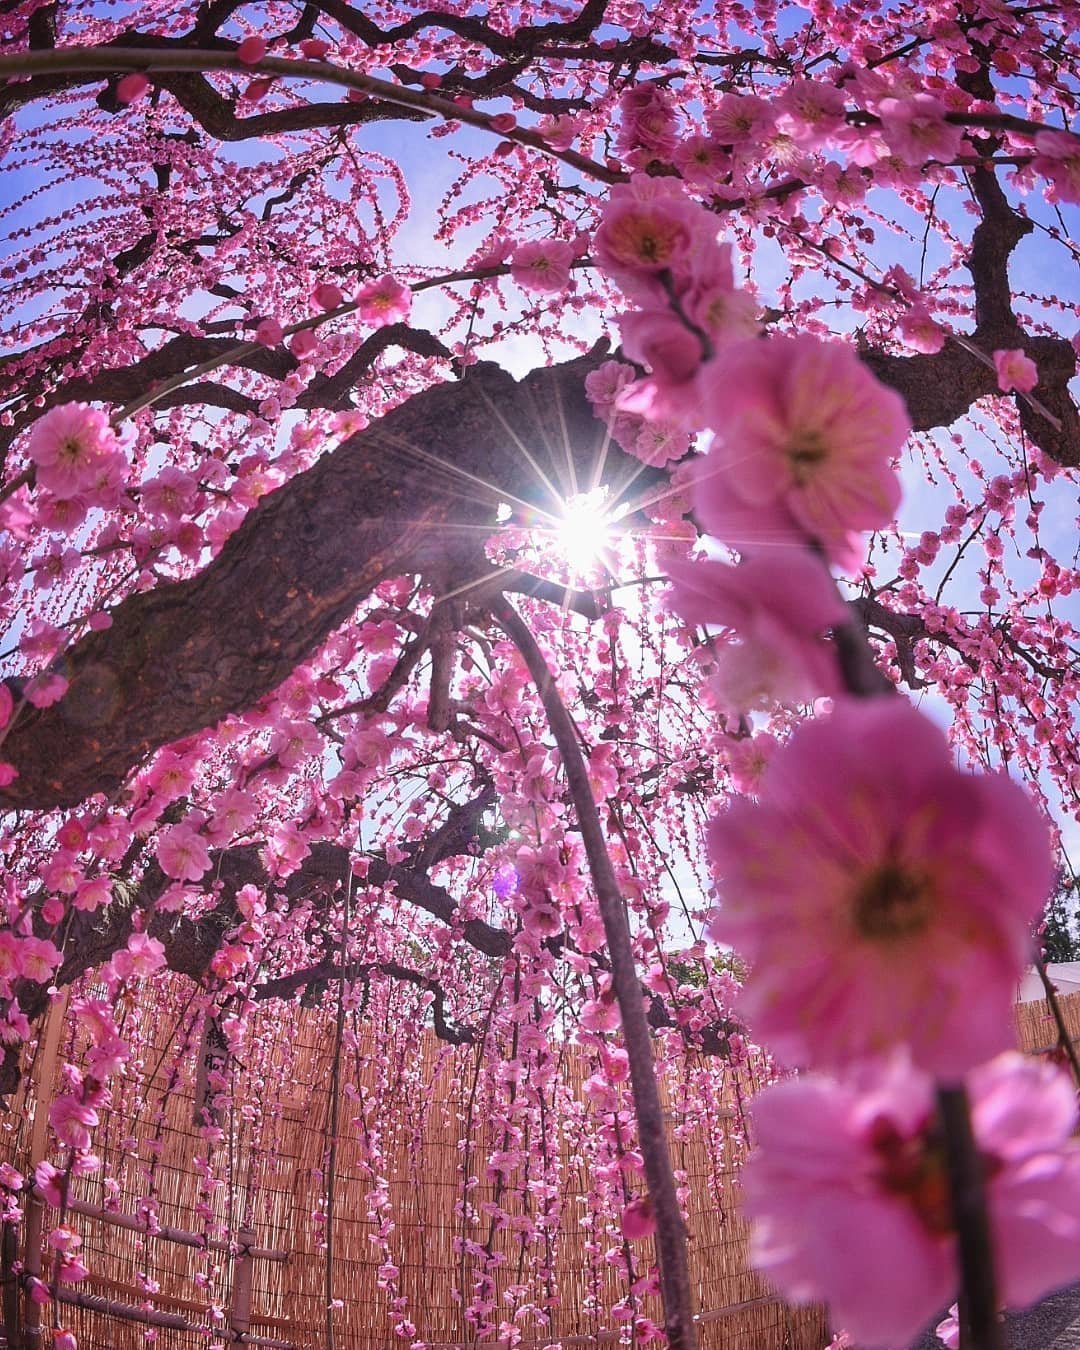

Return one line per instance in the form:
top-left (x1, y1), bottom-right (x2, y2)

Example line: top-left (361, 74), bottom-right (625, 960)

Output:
top-left (49, 1096), bottom-right (99, 1150)
top-left (993, 348), bottom-right (1039, 393)
top-left (707, 93), bottom-right (777, 147)
top-left (156, 822), bottom-right (211, 881)
top-left (707, 697), bottom-right (1055, 1075)
top-left (877, 94), bottom-right (965, 164)
top-left (743, 1053), bottom-right (1080, 1346)
top-left (592, 177), bottom-right (708, 303)
top-left (776, 79), bottom-right (847, 149)
top-left (510, 239), bottom-right (575, 293)
top-left (1032, 130), bottom-right (1080, 205)
top-left (27, 403), bottom-right (123, 500)
top-left (666, 552), bottom-right (845, 712)
top-left (116, 73), bottom-right (150, 104)
top-left (617, 81), bottom-right (680, 160)
top-left (900, 305), bottom-right (946, 353)
top-left (696, 336), bottom-right (910, 567)
top-left (112, 932), bottom-right (166, 979)
top-left (355, 275), bottom-right (411, 326)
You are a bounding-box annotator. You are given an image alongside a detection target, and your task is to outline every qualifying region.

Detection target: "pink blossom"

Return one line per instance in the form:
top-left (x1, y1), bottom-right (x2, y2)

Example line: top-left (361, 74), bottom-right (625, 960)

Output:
top-left (617, 81), bottom-right (679, 160)
top-left (156, 822), bottom-right (211, 881)
top-left (49, 1095), bottom-right (98, 1150)
top-left (776, 79), bottom-right (847, 149)
top-left (116, 73), bottom-right (150, 104)
top-left (25, 671), bottom-right (68, 708)
top-left (707, 94), bottom-right (776, 147)
top-left (355, 275), bottom-right (411, 326)
top-left (510, 239), bottom-right (575, 293)
top-left (313, 281), bottom-right (344, 310)
top-left (254, 317), bottom-right (283, 346)
top-left (993, 348), bottom-right (1038, 393)
top-left (140, 466), bottom-right (198, 521)
top-left (113, 932), bottom-right (166, 979)
top-left (877, 94), bottom-right (965, 164)
top-left (708, 697), bottom-right (1055, 1075)
top-left (666, 552), bottom-right (844, 712)
top-left (900, 305), bottom-right (945, 354)
top-left (616, 309), bottom-right (706, 426)
top-left (743, 1053), bottom-right (1080, 1346)
top-left (1032, 130), bottom-right (1080, 205)
top-left (620, 1195), bottom-right (656, 1240)
top-left (696, 336), bottom-right (909, 568)
top-left (592, 177), bottom-right (708, 303)
top-left (52, 1330), bottom-right (78, 1350)
top-left (236, 35), bottom-right (267, 64)
top-left (27, 403), bottom-right (122, 500)
top-left (673, 135), bottom-right (730, 185)
top-left (18, 936), bottom-right (62, 983)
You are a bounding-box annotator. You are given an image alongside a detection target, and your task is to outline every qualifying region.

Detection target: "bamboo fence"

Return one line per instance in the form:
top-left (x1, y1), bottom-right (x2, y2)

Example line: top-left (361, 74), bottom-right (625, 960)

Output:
top-left (7, 978), bottom-right (1071, 1350)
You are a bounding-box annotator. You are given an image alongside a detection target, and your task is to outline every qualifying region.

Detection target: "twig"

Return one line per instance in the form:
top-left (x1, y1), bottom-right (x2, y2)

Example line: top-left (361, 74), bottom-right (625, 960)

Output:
top-left (937, 1085), bottom-right (1003, 1350)
top-left (492, 593), bottom-right (698, 1350)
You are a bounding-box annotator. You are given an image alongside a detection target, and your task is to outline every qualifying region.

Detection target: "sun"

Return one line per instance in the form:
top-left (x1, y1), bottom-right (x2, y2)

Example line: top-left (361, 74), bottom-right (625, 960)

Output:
top-left (554, 488), bottom-right (614, 576)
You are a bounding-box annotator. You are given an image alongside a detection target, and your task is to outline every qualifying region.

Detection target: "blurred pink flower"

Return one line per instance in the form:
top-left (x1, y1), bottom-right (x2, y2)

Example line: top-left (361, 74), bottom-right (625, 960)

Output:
top-left (666, 552), bottom-right (844, 712)
top-left (49, 1096), bottom-right (98, 1150)
top-left (695, 336), bottom-right (909, 568)
top-left (707, 697), bottom-right (1054, 1075)
top-left (743, 1053), bottom-right (1080, 1347)
top-left (620, 1195), bottom-right (656, 1240)
top-left (1031, 130), bottom-right (1080, 205)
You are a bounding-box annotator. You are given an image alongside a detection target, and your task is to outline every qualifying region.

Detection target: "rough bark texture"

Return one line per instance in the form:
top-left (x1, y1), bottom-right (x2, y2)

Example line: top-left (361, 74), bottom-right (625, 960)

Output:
top-left (0, 355), bottom-right (625, 809)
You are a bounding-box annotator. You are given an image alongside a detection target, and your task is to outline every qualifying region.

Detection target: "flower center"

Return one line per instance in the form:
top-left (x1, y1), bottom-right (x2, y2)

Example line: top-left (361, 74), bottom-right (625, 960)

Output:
top-left (852, 862), bottom-right (933, 940)
top-left (787, 436), bottom-right (829, 482)
top-left (869, 1115), bottom-right (953, 1235)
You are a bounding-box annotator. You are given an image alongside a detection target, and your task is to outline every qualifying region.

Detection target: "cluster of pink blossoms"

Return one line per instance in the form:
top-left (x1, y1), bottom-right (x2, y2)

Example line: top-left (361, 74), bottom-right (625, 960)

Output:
top-left (588, 162), bottom-right (1078, 1344)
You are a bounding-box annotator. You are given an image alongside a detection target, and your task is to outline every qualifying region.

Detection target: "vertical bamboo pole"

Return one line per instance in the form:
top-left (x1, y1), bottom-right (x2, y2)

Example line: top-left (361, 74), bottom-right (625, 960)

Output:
top-left (228, 1231), bottom-right (257, 1339)
top-left (21, 990), bottom-right (70, 1348)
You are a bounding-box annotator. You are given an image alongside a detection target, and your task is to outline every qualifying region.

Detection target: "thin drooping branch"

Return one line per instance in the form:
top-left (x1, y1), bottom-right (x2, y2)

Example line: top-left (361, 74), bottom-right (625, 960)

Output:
top-left (492, 593), bottom-right (698, 1350)
top-left (937, 1085), bottom-right (1004, 1350)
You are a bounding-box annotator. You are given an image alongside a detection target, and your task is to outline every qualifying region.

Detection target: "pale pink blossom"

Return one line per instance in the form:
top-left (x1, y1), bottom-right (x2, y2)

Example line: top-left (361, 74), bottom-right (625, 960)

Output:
top-left (935, 1305), bottom-right (960, 1348)
top-left (877, 94), bottom-right (965, 164)
top-left (592, 177), bottom-right (709, 303)
top-left (617, 81), bottom-right (679, 160)
top-left (708, 697), bottom-right (1056, 1075)
top-left (355, 275), bottom-right (411, 326)
top-left (156, 822), bottom-right (211, 881)
top-left (900, 305), bottom-right (946, 353)
top-left (1032, 130), bottom-right (1080, 205)
top-left (112, 932), bottom-right (166, 979)
top-left (743, 1053), bottom-right (1080, 1346)
top-left (18, 936), bottom-right (62, 983)
top-left (993, 348), bottom-right (1038, 393)
top-left (73, 875), bottom-right (111, 912)
top-left (49, 1096), bottom-right (98, 1150)
top-left (27, 403), bottom-right (123, 500)
top-left (707, 94), bottom-right (776, 147)
top-left (776, 79), bottom-right (847, 149)
top-left (140, 466), bottom-right (198, 521)
top-left (666, 551), bottom-right (844, 712)
top-left (510, 239), bottom-right (575, 293)
top-left (696, 336), bottom-right (909, 568)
